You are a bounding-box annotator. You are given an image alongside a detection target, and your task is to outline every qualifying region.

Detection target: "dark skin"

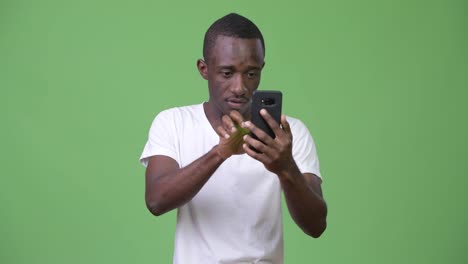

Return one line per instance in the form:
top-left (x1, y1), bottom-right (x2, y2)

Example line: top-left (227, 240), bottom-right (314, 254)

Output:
top-left (145, 36), bottom-right (327, 237)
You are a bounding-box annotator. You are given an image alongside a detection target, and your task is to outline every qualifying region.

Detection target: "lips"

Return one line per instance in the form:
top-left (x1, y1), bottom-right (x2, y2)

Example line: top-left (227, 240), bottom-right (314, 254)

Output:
top-left (226, 98), bottom-right (249, 109)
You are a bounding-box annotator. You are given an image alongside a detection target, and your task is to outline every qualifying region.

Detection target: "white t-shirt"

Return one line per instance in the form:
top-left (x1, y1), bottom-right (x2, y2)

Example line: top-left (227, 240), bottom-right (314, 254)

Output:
top-left (140, 103), bottom-right (321, 264)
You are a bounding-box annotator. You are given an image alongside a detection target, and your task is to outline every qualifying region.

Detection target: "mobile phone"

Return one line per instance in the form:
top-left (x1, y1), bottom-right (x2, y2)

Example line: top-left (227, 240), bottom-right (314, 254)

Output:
top-left (250, 90), bottom-right (283, 139)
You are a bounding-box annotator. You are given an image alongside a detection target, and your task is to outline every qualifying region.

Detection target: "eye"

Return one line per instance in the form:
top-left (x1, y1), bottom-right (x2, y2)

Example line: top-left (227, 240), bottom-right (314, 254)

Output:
top-left (247, 71), bottom-right (258, 78)
top-left (221, 71), bottom-right (233, 78)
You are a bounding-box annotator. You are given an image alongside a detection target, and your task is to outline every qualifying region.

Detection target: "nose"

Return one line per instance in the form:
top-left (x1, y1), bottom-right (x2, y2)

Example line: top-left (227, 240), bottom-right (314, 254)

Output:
top-left (231, 74), bottom-right (247, 96)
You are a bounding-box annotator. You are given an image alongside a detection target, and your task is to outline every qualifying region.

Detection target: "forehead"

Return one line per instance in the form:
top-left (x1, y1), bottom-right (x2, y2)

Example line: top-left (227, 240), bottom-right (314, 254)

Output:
top-left (208, 36), bottom-right (264, 67)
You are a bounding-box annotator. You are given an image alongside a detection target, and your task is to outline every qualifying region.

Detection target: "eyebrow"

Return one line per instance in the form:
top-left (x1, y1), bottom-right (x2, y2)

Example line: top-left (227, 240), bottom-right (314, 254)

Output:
top-left (216, 65), bottom-right (262, 71)
top-left (216, 65), bottom-right (235, 70)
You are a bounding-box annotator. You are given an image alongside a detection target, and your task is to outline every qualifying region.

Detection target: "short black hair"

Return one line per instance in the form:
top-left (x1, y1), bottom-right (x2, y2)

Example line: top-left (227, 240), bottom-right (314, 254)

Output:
top-left (203, 13), bottom-right (265, 61)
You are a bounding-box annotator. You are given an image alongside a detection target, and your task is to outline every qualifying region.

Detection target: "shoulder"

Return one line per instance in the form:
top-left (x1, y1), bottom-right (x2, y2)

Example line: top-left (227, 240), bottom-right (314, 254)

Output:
top-left (285, 115), bottom-right (309, 134)
top-left (153, 103), bottom-right (204, 123)
top-left (285, 115), bottom-right (317, 145)
top-left (157, 103), bottom-right (203, 117)
top-left (285, 115), bottom-right (321, 177)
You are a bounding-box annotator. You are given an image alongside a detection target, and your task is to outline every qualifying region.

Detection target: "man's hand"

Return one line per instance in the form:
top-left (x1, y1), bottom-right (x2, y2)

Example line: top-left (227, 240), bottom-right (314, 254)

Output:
top-left (242, 109), bottom-right (295, 179)
top-left (214, 110), bottom-right (250, 160)
top-left (242, 109), bottom-right (327, 237)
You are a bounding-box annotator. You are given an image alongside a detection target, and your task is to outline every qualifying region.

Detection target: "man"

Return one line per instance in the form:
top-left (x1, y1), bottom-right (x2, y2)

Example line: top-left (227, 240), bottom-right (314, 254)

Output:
top-left (140, 13), bottom-right (327, 264)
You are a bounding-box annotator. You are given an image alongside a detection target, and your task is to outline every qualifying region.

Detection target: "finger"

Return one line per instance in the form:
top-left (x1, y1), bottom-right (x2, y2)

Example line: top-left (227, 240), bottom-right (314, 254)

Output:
top-left (244, 134), bottom-right (280, 159)
top-left (243, 143), bottom-right (272, 164)
top-left (242, 120), bottom-right (274, 145)
top-left (216, 125), bottom-right (230, 139)
top-left (260, 109), bottom-right (283, 137)
top-left (281, 115), bottom-right (292, 135)
top-left (243, 134), bottom-right (266, 153)
top-left (229, 110), bottom-right (244, 125)
top-left (222, 115), bottom-right (236, 133)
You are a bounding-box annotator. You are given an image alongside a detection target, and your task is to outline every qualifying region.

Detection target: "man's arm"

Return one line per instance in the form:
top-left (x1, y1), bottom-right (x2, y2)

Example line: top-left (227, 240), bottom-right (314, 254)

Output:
top-left (145, 111), bottom-right (246, 216)
top-left (278, 169), bottom-right (327, 238)
top-left (242, 110), bottom-right (327, 237)
top-left (145, 149), bottom-right (224, 216)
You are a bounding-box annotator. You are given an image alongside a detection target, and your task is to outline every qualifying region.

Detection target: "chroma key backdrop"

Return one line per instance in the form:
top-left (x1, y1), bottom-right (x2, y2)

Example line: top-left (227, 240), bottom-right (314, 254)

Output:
top-left (1, 0), bottom-right (467, 263)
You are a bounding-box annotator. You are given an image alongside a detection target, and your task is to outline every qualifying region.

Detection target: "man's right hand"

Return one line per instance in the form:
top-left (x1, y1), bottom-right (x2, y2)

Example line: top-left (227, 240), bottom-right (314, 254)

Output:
top-left (214, 110), bottom-right (250, 159)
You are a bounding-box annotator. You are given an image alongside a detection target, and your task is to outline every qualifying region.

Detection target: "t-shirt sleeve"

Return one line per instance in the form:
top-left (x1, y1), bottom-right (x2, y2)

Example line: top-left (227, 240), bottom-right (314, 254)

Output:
top-left (139, 110), bottom-right (178, 167)
top-left (290, 118), bottom-right (322, 179)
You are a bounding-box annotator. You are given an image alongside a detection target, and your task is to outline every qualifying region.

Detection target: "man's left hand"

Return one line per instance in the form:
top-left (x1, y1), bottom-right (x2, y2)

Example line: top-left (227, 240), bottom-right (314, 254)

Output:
top-left (242, 109), bottom-right (295, 179)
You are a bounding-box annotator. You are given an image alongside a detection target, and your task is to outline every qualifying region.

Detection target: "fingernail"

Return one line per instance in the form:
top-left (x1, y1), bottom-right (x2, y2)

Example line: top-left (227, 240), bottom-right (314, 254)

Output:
top-left (244, 121), bottom-right (252, 127)
top-left (260, 109), bottom-right (267, 115)
top-left (225, 134), bottom-right (230, 139)
top-left (243, 135), bottom-right (247, 140)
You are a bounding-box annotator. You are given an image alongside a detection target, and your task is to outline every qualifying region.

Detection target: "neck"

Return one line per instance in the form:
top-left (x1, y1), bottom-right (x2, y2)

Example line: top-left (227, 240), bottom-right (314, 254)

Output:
top-left (203, 101), bottom-right (251, 131)
top-left (203, 102), bottom-right (223, 131)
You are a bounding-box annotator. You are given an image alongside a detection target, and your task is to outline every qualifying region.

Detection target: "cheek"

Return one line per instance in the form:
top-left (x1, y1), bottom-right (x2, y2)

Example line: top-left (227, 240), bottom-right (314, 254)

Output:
top-left (208, 82), bottom-right (224, 101)
top-left (245, 78), bottom-right (260, 92)
top-left (213, 78), bottom-right (232, 94)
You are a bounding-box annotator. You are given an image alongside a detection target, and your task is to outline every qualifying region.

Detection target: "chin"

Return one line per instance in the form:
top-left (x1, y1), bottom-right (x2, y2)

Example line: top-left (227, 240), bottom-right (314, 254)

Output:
top-left (238, 107), bottom-right (251, 119)
top-left (222, 104), bottom-right (251, 118)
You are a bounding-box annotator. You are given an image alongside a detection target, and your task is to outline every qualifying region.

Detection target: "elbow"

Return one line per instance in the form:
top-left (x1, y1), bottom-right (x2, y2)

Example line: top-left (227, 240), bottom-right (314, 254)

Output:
top-left (145, 187), bottom-right (181, 217)
top-left (307, 202), bottom-right (328, 238)
top-left (304, 221), bottom-right (327, 238)
top-left (145, 198), bottom-right (166, 217)
top-left (304, 220), bottom-right (327, 238)
top-left (145, 185), bottom-right (173, 217)
top-left (303, 208), bottom-right (327, 238)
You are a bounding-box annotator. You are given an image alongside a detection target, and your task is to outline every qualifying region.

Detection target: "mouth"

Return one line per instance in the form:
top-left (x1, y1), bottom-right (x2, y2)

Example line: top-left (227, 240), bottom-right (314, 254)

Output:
top-left (226, 98), bottom-right (249, 109)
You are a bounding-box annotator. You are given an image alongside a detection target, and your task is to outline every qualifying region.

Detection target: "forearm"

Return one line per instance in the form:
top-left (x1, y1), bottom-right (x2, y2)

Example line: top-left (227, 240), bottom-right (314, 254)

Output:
top-left (279, 165), bottom-right (327, 238)
top-left (146, 146), bottom-right (225, 216)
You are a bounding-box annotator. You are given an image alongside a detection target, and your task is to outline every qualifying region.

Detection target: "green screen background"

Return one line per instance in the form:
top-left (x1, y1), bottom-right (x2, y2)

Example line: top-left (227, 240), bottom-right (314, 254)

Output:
top-left (2, 0), bottom-right (467, 263)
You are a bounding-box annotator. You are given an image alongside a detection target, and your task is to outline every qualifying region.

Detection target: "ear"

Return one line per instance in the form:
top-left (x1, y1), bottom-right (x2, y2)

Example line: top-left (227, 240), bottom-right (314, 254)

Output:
top-left (197, 59), bottom-right (208, 80)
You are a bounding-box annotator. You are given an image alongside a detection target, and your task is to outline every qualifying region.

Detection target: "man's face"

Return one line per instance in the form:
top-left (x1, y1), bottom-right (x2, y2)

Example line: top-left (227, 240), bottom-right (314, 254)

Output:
top-left (199, 36), bottom-right (265, 119)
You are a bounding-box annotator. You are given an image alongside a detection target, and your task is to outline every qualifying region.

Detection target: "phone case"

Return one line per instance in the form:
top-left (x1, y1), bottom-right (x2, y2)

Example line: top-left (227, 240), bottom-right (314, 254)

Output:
top-left (251, 90), bottom-right (282, 139)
